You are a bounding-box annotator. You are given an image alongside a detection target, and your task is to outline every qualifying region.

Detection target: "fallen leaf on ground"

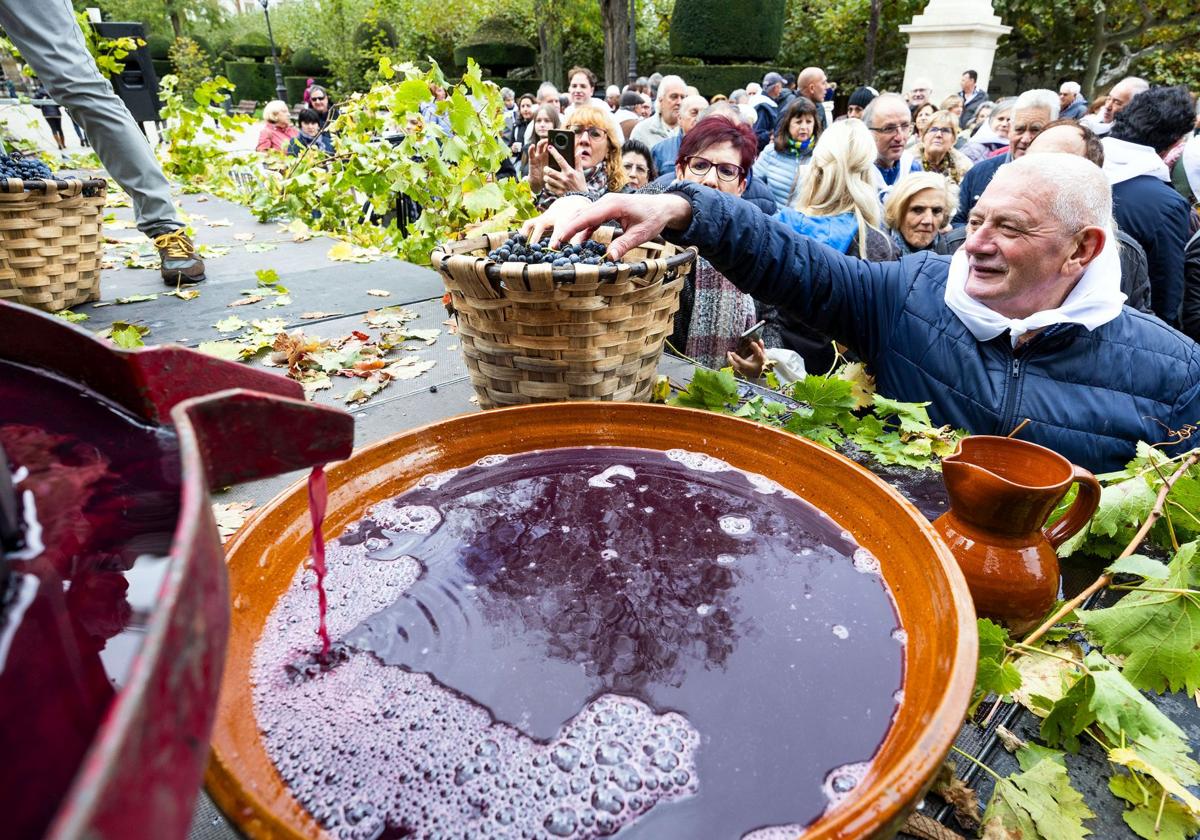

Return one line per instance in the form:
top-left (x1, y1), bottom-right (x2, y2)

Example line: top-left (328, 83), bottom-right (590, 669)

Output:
top-left (282, 218), bottom-right (313, 241)
top-left (228, 295), bottom-right (264, 307)
top-left (328, 241), bottom-right (383, 263)
top-left (245, 242), bottom-right (277, 253)
top-left (300, 311), bottom-right (342, 319)
top-left (233, 232), bottom-right (255, 241)
top-left (364, 306), bottom-right (417, 328)
top-left (932, 760), bottom-right (981, 829)
top-left (366, 288), bottom-right (391, 297)
top-left (213, 500), bottom-right (255, 542)
top-left (207, 218), bottom-right (232, 227)
top-left (99, 321), bottom-right (150, 348)
top-left (165, 287), bottom-right (200, 300)
top-left (55, 309), bottom-right (89, 323)
top-left (197, 340), bottom-right (244, 361)
top-left (197, 244), bottom-right (230, 258)
top-left (214, 315), bottom-right (247, 333)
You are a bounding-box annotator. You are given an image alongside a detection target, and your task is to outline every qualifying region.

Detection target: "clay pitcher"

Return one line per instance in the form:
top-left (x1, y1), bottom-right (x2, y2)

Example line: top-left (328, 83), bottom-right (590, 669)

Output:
top-left (933, 435), bottom-right (1101, 634)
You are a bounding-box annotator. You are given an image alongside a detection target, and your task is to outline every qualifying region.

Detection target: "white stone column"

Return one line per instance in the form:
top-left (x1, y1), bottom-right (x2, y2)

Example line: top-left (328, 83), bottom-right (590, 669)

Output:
top-left (899, 0), bottom-right (1011, 103)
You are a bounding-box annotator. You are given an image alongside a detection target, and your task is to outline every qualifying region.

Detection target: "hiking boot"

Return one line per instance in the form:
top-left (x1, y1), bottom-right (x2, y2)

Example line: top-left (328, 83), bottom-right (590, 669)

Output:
top-left (154, 229), bottom-right (206, 285)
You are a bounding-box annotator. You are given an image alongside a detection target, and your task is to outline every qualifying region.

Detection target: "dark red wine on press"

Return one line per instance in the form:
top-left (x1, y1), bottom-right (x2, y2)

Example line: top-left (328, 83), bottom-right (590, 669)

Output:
top-left (258, 446), bottom-right (906, 839)
top-left (0, 360), bottom-right (181, 840)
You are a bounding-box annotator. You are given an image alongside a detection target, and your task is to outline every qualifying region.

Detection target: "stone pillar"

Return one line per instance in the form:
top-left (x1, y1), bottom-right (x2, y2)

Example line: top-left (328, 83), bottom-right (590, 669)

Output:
top-left (899, 0), bottom-right (1011, 102)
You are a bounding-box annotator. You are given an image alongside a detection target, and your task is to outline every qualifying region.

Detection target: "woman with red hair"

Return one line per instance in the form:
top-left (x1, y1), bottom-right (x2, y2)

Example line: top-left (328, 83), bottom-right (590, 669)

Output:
top-left (658, 116), bottom-right (765, 377)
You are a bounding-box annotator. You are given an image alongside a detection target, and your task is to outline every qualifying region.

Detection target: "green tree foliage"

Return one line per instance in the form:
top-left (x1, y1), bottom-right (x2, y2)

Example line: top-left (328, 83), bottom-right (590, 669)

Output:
top-left (168, 35), bottom-right (212, 101)
top-left (777, 0), bottom-right (922, 89)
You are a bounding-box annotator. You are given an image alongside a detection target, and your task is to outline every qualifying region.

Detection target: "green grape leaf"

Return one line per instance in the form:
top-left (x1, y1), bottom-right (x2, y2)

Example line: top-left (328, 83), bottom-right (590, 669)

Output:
top-left (1079, 541), bottom-right (1200, 695)
top-left (1106, 554), bottom-right (1171, 581)
top-left (974, 619), bottom-right (1022, 702)
top-left (1016, 743), bottom-right (1067, 772)
top-left (789, 375), bottom-right (857, 425)
top-left (871, 394), bottom-right (934, 434)
top-left (462, 183), bottom-right (504, 215)
top-left (981, 758), bottom-right (1094, 840)
top-left (55, 309), bottom-right (89, 323)
top-left (100, 321), bottom-right (149, 349)
top-left (1109, 772), bottom-right (1200, 840)
top-left (669, 367), bottom-right (739, 412)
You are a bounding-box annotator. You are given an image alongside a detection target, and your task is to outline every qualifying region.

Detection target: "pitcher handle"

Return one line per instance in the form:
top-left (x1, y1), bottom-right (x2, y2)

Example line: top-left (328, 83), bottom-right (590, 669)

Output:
top-left (1043, 466), bottom-right (1102, 549)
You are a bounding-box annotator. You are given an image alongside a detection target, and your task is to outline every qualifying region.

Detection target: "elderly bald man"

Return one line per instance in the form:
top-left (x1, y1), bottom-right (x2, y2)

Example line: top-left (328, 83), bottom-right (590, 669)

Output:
top-left (525, 154), bottom-right (1200, 472)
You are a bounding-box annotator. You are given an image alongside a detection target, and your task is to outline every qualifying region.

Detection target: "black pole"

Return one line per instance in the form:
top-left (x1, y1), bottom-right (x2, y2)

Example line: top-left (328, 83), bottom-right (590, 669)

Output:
top-left (261, 0), bottom-right (288, 104)
top-left (627, 0), bottom-right (638, 83)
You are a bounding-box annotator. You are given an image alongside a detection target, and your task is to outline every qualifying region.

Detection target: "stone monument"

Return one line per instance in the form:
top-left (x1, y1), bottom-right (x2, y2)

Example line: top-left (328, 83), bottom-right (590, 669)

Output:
top-left (899, 0), bottom-right (1011, 101)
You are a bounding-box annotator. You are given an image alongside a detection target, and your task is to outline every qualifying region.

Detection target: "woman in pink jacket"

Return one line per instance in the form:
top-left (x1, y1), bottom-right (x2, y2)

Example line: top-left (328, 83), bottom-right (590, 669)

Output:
top-left (256, 100), bottom-right (298, 153)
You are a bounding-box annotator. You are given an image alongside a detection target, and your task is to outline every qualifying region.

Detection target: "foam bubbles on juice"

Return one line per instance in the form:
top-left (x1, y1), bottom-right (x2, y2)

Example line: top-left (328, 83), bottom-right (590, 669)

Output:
top-left (665, 448), bottom-right (732, 473)
top-left (852, 547), bottom-right (881, 576)
top-left (588, 464), bottom-right (637, 488)
top-left (253, 517), bottom-right (701, 839)
top-left (718, 515), bottom-right (753, 536)
top-left (822, 761), bottom-right (870, 807)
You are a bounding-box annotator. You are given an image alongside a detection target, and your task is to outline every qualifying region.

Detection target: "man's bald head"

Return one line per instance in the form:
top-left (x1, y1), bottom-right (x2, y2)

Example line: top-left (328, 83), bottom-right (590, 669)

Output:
top-left (1027, 120), bottom-right (1104, 167)
top-left (679, 95), bottom-right (709, 134)
top-left (798, 67), bottom-right (828, 103)
top-left (1102, 77), bottom-right (1149, 123)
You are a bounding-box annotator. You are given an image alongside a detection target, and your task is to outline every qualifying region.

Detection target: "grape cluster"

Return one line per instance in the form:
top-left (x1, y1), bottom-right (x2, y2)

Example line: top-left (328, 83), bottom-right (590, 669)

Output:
top-left (487, 233), bottom-right (618, 268)
top-left (0, 153), bottom-right (57, 181)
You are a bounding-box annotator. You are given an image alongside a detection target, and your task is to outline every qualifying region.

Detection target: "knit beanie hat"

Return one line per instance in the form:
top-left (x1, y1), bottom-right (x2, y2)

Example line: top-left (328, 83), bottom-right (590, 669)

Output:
top-left (848, 86), bottom-right (878, 110)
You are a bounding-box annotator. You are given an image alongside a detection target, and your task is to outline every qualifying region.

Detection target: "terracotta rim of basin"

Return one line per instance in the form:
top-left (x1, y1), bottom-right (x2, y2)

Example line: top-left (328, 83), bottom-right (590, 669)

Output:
top-left (207, 402), bottom-right (977, 840)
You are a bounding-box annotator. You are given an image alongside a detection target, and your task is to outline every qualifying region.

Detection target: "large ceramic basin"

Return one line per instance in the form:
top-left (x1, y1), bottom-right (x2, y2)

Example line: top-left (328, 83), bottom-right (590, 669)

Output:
top-left (208, 402), bottom-right (977, 839)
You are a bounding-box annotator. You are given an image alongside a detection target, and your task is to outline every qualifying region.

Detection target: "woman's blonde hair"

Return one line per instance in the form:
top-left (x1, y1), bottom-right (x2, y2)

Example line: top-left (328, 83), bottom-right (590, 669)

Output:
top-left (564, 103), bottom-right (628, 192)
top-left (882, 171), bottom-right (959, 231)
top-left (263, 100), bottom-right (290, 124)
top-left (794, 120), bottom-right (882, 255)
top-left (940, 94), bottom-right (963, 111)
top-left (923, 109), bottom-right (960, 141)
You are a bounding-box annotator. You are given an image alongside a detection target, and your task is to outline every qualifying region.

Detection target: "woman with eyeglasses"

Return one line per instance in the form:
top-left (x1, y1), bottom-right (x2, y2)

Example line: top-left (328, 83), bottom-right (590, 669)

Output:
top-left (528, 104), bottom-right (629, 209)
top-left (619, 139), bottom-right (657, 189)
top-left (914, 110), bottom-right (973, 185)
top-left (656, 117), bottom-right (763, 377)
top-left (752, 96), bottom-right (822, 209)
top-left (882, 172), bottom-right (958, 254)
top-left (771, 120), bottom-right (897, 373)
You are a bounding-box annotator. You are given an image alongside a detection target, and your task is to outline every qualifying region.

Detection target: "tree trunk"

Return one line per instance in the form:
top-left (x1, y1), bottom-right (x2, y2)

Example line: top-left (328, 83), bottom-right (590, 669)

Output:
top-left (862, 0), bottom-right (881, 84)
top-left (599, 0), bottom-right (629, 89)
top-left (1080, 6), bottom-right (1108, 99)
top-left (535, 0), bottom-right (564, 88)
top-left (167, 2), bottom-right (184, 39)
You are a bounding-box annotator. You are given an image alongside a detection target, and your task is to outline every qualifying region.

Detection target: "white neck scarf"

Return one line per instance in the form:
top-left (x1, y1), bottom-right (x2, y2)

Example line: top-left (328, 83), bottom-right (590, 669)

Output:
top-left (944, 230), bottom-right (1126, 347)
top-left (1101, 137), bottom-right (1170, 184)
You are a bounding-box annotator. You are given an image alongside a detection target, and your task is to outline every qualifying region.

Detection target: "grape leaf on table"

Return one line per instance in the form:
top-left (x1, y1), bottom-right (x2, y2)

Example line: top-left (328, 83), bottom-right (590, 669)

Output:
top-left (1109, 771), bottom-right (1200, 840)
top-left (669, 367), bottom-right (739, 412)
top-left (981, 758), bottom-right (1094, 840)
top-left (974, 619), bottom-right (1022, 703)
top-left (1079, 541), bottom-right (1200, 696)
top-left (931, 760), bottom-right (980, 829)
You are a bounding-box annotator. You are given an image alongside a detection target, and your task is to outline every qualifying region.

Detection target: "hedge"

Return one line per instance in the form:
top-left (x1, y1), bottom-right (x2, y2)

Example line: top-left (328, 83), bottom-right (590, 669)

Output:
top-left (151, 59), bottom-right (172, 81)
top-left (233, 43), bottom-right (275, 60)
top-left (453, 42), bottom-right (536, 72)
top-left (147, 35), bottom-right (171, 60)
top-left (668, 0), bottom-right (786, 62)
top-left (224, 60), bottom-right (278, 103)
top-left (290, 47), bottom-right (328, 76)
top-left (654, 64), bottom-right (778, 99)
top-left (284, 75), bottom-right (329, 106)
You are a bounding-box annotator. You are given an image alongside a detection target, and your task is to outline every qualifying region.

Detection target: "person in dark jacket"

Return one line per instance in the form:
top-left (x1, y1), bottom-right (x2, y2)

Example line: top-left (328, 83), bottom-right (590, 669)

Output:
top-left (526, 153), bottom-right (1200, 473)
top-left (953, 89), bottom-right (1059, 225)
top-left (958, 70), bottom-right (989, 130)
top-left (1101, 85), bottom-right (1195, 327)
top-left (1182, 225), bottom-right (1200, 343)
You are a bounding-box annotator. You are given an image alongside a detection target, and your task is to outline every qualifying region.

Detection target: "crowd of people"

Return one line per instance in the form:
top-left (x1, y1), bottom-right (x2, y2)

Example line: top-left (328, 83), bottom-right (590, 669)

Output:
top-left (514, 65), bottom-right (1200, 470)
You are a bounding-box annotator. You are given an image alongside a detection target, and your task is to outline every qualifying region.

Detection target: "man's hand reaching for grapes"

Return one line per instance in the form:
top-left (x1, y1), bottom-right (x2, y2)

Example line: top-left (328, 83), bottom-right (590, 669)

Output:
top-left (521, 192), bottom-right (694, 262)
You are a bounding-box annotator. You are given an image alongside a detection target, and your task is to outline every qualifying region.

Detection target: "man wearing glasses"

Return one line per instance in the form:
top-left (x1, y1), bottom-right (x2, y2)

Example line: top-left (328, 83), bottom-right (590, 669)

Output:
top-left (953, 89), bottom-right (1059, 225)
top-left (523, 153), bottom-right (1200, 473)
top-left (862, 93), bottom-right (922, 198)
top-left (307, 86), bottom-right (336, 130)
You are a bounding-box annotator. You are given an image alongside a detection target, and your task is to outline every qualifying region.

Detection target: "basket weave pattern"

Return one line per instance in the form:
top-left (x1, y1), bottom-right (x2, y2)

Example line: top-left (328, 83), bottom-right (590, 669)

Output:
top-left (0, 178), bottom-right (107, 312)
top-left (433, 228), bottom-right (696, 408)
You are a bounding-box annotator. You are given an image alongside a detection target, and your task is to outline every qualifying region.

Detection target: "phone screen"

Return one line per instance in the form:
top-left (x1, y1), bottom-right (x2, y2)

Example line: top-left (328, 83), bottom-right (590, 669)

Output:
top-left (547, 129), bottom-right (575, 172)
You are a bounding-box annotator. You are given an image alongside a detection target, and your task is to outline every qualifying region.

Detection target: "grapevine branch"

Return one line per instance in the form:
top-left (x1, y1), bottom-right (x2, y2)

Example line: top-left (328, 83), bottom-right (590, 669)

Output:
top-left (1022, 451), bottom-right (1200, 647)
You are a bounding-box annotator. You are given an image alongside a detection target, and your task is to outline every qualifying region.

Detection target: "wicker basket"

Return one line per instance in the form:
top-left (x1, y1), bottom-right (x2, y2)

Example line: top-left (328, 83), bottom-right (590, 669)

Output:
top-left (0, 176), bottom-right (107, 312)
top-left (433, 227), bottom-right (697, 408)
